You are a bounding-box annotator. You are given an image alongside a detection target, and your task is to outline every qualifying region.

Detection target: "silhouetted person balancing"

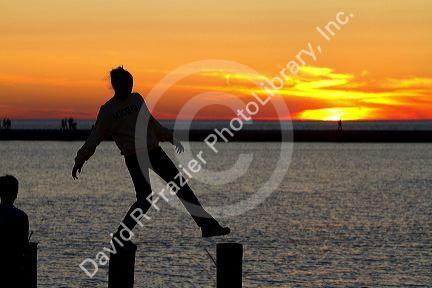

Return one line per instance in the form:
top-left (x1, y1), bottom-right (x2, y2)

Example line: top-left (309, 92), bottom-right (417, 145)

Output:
top-left (72, 66), bottom-right (230, 242)
top-left (0, 175), bottom-right (29, 286)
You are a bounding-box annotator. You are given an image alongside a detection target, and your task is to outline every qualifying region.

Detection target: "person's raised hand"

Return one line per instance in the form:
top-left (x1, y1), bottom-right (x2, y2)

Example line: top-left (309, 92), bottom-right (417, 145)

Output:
top-left (173, 138), bottom-right (184, 154)
top-left (72, 163), bottom-right (83, 180)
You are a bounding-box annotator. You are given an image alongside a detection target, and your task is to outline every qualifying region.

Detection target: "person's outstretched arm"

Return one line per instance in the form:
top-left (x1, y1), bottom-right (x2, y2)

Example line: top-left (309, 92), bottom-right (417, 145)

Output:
top-left (72, 106), bottom-right (108, 179)
top-left (149, 114), bottom-right (184, 154)
top-left (140, 98), bottom-right (184, 154)
top-left (149, 114), bottom-right (172, 142)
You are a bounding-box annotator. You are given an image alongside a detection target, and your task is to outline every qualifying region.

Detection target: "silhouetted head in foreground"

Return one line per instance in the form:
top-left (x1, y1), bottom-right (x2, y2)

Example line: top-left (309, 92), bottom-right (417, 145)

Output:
top-left (110, 66), bottom-right (133, 99)
top-left (0, 175), bottom-right (19, 205)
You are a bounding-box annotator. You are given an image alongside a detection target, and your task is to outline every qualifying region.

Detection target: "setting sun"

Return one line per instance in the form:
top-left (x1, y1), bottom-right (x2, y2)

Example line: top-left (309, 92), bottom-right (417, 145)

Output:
top-left (297, 107), bottom-right (377, 121)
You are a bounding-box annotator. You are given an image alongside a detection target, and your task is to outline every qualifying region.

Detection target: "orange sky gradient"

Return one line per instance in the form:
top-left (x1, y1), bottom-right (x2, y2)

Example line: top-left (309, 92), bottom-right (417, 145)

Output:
top-left (1, 0), bottom-right (431, 120)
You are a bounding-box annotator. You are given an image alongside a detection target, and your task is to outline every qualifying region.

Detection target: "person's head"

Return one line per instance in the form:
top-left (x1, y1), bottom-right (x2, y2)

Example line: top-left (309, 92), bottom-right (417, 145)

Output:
top-left (110, 66), bottom-right (133, 98)
top-left (0, 175), bottom-right (19, 205)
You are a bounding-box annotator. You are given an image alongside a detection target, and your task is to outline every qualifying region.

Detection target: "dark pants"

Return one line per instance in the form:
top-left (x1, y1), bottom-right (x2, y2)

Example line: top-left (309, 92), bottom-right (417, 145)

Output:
top-left (119, 146), bottom-right (214, 233)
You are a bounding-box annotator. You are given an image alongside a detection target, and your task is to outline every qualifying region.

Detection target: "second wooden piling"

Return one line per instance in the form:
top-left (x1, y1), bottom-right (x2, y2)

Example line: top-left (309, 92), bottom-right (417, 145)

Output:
top-left (216, 243), bottom-right (243, 288)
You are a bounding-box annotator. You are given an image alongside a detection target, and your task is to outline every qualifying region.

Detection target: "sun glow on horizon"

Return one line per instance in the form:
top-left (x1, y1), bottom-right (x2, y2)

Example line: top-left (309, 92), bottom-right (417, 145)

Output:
top-left (297, 107), bottom-right (378, 121)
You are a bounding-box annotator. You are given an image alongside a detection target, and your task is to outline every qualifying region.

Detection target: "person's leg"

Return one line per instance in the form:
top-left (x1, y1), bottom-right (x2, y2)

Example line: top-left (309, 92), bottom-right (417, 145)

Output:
top-left (148, 147), bottom-right (216, 228)
top-left (118, 154), bottom-right (152, 232)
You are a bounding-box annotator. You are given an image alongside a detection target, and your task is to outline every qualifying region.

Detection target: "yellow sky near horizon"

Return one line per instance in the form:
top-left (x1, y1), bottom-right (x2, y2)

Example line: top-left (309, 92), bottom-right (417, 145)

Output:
top-left (0, 0), bottom-right (431, 120)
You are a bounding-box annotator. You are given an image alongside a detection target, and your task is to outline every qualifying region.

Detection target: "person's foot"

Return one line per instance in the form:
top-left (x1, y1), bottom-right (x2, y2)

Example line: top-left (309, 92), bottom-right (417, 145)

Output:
top-left (201, 223), bottom-right (231, 238)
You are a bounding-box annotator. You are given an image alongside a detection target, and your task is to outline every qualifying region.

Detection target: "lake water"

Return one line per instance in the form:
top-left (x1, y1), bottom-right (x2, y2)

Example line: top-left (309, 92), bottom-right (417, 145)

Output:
top-left (0, 141), bottom-right (431, 287)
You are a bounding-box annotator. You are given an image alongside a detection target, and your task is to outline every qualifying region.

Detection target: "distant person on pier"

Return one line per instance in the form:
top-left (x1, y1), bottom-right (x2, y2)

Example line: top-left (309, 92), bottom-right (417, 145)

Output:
top-left (72, 66), bottom-right (230, 242)
top-left (338, 119), bottom-right (343, 131)
top-left (2, 118), bottom-right (10, 130)
top-left (68, 118), bottom-right (77, 130)
top-left (0, 175), bottom-right (29, 285)
top-left (61, 118), bottom-right (67, 130)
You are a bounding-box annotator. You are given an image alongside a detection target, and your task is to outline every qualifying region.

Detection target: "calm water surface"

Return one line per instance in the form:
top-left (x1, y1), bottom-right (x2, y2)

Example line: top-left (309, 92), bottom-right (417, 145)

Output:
top-left (0, 142), bottom-right (431, 287)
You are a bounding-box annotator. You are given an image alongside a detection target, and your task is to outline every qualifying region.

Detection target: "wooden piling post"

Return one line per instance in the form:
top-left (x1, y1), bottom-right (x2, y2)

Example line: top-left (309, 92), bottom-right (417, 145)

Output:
top-left (108, 242), bottom-right (137, 288)
top-left (216, 243), bottom-right (243, 288)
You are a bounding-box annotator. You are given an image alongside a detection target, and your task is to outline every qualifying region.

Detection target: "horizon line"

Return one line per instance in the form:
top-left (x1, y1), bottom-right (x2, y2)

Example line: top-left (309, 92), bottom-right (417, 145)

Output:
top-left (6, 118), bottom-right (432, 122)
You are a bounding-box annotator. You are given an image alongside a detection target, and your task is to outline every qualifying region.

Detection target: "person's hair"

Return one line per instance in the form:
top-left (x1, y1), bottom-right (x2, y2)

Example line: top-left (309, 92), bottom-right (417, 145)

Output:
top-left (0, 175), bottom-right (19, 203)
top-left (110, 66), bottom-right (133, 97)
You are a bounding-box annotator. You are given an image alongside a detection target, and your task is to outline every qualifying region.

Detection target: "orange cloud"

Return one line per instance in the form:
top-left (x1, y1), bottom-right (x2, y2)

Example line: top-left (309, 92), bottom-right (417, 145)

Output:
top-left (161, 66), bottom-right (432, 121)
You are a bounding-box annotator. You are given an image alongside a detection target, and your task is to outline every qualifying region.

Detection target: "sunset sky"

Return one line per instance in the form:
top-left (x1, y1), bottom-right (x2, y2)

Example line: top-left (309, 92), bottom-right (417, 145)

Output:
top-left (1, 0), bottom-right (431, 120)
